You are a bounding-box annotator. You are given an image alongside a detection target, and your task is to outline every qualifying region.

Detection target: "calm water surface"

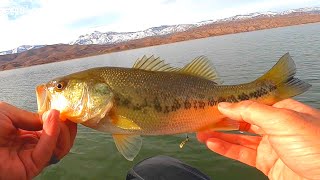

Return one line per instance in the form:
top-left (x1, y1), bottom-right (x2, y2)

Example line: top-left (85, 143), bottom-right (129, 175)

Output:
top-left (0, 23), bottom-right (319, 180)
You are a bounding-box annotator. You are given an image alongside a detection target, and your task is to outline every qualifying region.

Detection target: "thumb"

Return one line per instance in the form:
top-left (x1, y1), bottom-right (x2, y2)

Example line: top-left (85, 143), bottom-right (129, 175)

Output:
top-left (218, 100), bottom-right (304, 135)
top-left (32, 110), bottom-right (61, 169)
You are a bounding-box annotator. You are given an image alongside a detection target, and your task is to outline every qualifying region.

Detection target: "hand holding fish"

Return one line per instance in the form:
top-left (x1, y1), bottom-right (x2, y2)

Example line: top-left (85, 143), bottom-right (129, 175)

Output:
top-left (197, 99), bottom-right (320, 180)
top-left (0, 102), bottom-right (77, 180)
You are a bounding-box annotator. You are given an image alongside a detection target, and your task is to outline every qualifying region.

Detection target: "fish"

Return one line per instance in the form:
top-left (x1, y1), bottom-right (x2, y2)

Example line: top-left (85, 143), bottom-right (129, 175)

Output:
top-left (36, 53), bottom-right (311, 161)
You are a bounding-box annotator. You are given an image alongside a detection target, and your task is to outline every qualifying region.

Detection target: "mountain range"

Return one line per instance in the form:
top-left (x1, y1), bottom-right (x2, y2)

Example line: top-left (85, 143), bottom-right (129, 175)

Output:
top-left (0, 7), bottom-right (319, 71)
top-left (1, 7), bottom-right (319, 56)
top-left (0, 45), bottom-right (45, 56)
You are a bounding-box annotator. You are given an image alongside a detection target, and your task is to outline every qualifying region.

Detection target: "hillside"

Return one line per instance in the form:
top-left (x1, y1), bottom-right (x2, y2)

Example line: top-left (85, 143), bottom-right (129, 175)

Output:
top-left (0, 13), bottom-right (319, 71)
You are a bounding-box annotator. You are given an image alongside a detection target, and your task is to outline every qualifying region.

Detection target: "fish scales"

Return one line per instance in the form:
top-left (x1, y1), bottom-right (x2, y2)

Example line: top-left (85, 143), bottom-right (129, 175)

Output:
top-left (91, 67), bottom-right (275, 135)
top-left (36, 53), bottom-right (311, 160)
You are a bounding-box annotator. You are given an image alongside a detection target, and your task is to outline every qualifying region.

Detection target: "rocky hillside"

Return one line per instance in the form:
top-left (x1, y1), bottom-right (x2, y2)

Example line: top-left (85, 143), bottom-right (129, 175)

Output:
top-left (0, 11), bottom-right (319, 71)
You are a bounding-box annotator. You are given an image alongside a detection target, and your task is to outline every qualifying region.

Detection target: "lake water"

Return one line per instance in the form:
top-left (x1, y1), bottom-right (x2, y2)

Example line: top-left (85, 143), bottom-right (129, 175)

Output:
top-left (0, 22), bottom-right (319, 180)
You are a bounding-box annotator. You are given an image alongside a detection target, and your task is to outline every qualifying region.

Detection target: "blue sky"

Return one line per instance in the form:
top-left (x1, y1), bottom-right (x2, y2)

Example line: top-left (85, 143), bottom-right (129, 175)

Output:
top-left (0, 0), bottom-right (319, 51)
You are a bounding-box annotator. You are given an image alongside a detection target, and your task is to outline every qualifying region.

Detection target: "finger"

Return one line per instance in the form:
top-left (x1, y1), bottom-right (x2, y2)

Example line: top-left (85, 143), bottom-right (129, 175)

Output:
top-left (32, 110), bottom-right (60, 168)
top-left (247, 124), bottom-right (265, 134)
top-left (65, 120), bottom-right (77, 147)
top-left (0, 102), bottom-right (42, 131)
top-left (206, 138), bottom-right (257, 167)
top-left (218, 119), bottom-right (253, 132)
top-left (54, 123), bottom-right (71, 159)
top-left (197, 131), bottom-right (261, 150)
top-left (273, 99), bottom-right (320, 116)
top-left (54, 121), bottom-right (77, 159)
top-left (197, 131), bottom-right (211, 143)
top-left (218, 101), bottom-right (304, 135)
top-left (238, 122), bottom-right (265, 134)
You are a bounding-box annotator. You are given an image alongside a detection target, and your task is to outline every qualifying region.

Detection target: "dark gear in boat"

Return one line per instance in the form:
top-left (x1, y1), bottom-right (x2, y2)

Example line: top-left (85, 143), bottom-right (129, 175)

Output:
top-left (126, 155), bottom-right (211, 180)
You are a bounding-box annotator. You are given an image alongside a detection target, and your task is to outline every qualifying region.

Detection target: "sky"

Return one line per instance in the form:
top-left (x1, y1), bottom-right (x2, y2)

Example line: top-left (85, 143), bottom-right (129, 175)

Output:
top-left (0, 0), bottom-right (319, 51)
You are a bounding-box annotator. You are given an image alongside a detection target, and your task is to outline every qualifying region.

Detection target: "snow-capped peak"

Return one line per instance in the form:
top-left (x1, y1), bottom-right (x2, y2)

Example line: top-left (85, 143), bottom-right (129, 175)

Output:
top-left (1, 6), bottom-right (319, 55)
top-left (280, 7), bottom-right (320, 15)
top-left (0, 45), bottom-right (45, 56)
top-left (69, 24), bottom-right (196, 45)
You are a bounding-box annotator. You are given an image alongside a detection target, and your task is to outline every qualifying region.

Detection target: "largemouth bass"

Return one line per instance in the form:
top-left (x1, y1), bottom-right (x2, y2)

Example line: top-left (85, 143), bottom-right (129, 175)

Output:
top-left (36, 53), bottom-right (310, 160)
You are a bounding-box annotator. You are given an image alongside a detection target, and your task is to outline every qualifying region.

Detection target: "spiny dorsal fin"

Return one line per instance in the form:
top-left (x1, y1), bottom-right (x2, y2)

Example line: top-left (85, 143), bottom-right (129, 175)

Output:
top-left (133, 55), bottom-right (179, 72)
top-left (179, 56), bottom-right (222, 84)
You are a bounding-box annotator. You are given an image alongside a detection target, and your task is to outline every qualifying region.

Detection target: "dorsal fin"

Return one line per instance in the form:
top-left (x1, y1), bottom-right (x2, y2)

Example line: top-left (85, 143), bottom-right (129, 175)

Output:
top-left (133, 55), bottom-right (222, 84)
top-left (133, 55), bottom-right (179, 72)
top-left (179, 56), bottom-right (222, 84)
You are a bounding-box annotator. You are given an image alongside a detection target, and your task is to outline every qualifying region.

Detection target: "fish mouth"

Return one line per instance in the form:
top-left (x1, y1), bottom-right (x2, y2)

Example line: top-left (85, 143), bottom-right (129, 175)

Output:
top-left (36, 84), bottom-right (49, 115)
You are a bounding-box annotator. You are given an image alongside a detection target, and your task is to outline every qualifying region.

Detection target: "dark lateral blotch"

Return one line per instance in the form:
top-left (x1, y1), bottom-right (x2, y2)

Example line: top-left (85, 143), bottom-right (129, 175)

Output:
top-left (153, 97), bottom-right (163, 112)
top-left (184, 100), bottom-right (192, 109)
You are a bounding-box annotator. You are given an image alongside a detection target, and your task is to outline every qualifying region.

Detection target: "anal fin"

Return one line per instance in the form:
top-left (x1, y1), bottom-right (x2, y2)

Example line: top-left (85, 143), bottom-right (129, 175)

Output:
top-left (113, 134), bottom-right (142, 161)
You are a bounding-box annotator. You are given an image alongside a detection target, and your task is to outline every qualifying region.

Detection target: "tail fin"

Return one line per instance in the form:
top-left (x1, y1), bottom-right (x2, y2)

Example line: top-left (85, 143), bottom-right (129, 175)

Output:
top-left (256, 53), bottom-right (311, 98)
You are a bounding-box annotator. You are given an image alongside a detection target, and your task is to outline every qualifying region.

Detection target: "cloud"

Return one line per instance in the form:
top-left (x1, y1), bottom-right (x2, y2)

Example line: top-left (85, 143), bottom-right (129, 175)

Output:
top-left (0, 0), bottom-right (41, 20)
top-left (67, 13), bottom-right (120, 29)
top-left (0, 0), bottom-right (319, 51)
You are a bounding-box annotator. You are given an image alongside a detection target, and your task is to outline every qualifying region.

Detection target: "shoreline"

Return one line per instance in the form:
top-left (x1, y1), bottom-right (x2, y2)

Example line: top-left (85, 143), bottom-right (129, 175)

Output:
top-left (0, 13), bottom-right (320, 71)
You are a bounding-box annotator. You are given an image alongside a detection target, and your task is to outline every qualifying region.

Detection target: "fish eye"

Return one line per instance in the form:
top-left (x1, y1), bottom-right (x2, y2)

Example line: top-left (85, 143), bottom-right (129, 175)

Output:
top-left (57, 83), bottom-right (63, 89)
top-left (54, 81), bottom-right (66, 91)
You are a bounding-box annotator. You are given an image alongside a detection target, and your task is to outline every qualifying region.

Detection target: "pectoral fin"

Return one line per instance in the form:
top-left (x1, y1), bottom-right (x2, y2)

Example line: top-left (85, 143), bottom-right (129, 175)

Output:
top-left (112, 134), bottom-right (142, 161)
top-left (110, 114), bottom-right (141, 130)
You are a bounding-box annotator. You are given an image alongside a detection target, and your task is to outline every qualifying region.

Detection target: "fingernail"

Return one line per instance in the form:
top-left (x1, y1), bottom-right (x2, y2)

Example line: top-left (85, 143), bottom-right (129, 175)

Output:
top-left (42, 111), bottom-right (51, 121)
top-left (218, 102), bottom-right (232, 109)
top-left (42, 110), bottom-right (59, 122)
top-left (207, 140), bottom-right (224, 151)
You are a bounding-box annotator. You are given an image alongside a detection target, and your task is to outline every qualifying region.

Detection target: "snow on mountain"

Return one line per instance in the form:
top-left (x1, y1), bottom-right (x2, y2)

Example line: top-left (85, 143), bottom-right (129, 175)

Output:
top-left (69, 24), bottom-right (196, 45)
top-left (1, 7), bottom-right (319, 55)
top-left (69, 6), bottom-right (320, 46)
top-left (219, 11), bottom-right (278, 22)
top-left (195, 19), bottom-right (217, 26)
top-left (204, 7), bottom-right (320, 23)
top-left (280, 7), bottom-right (320, 15)
top-left (0, 45), bottom-right (45, 56)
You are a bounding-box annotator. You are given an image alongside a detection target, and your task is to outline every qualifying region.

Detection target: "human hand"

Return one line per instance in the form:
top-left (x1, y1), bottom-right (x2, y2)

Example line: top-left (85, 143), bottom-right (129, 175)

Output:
top-left (197, 99), bottom-right (320, 180)
top-left (0, 102), bottom-right (77, 180)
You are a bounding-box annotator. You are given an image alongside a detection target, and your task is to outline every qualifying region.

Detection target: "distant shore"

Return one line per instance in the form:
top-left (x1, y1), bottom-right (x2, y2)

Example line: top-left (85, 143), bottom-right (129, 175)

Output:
top-left (0, 13), bottom-right (320, 71)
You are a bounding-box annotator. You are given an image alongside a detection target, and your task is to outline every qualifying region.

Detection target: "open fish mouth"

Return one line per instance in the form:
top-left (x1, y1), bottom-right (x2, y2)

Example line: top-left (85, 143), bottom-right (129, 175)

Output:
top-left (36, 84), bottom-right (49, 115)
